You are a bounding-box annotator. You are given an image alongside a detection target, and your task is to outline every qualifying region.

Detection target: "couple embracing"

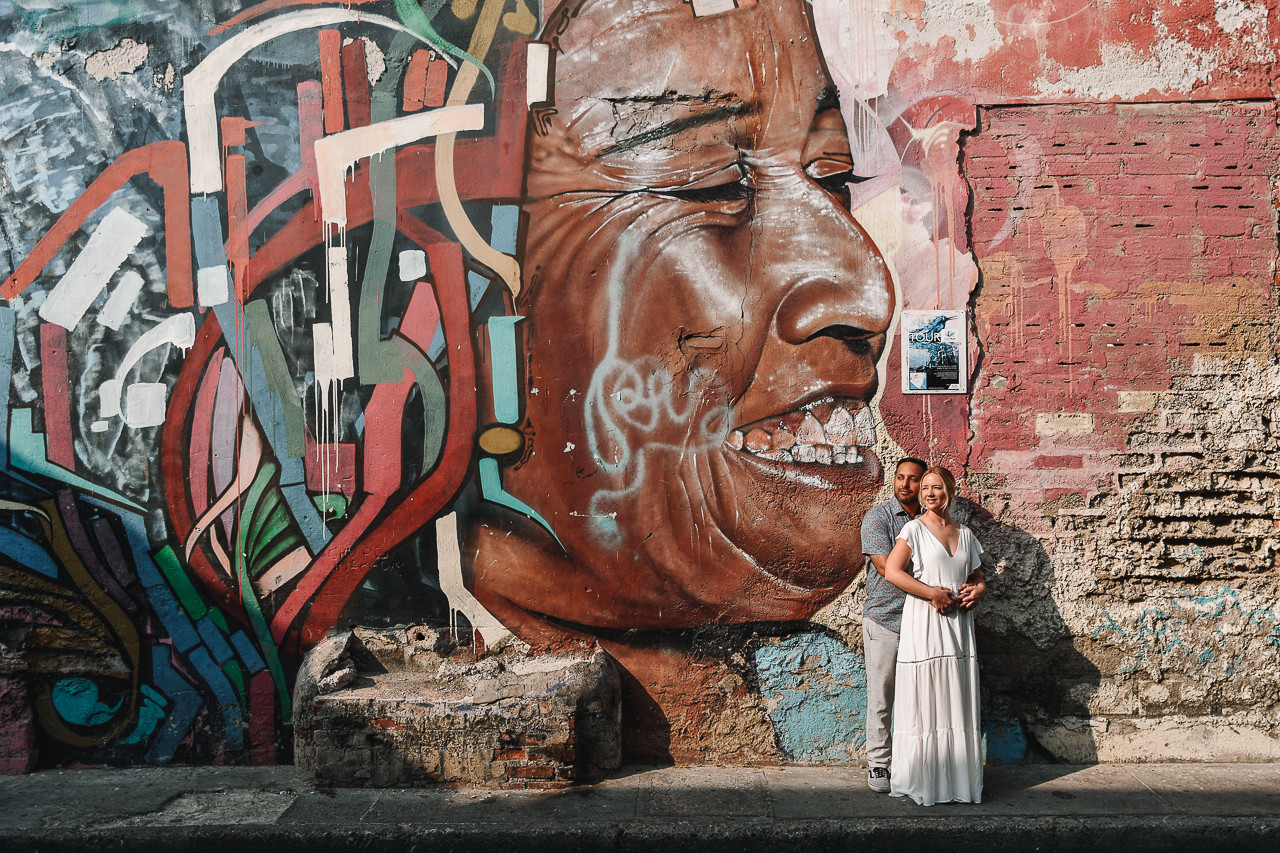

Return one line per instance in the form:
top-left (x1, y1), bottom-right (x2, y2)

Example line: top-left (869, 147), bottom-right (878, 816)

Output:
top-left (861, 459), bottom-right (988, 805)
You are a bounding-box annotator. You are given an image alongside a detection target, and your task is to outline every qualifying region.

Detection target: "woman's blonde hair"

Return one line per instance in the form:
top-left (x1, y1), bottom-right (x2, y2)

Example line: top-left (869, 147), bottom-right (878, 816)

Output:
top-left (923, 465), bottom-right (957, 515)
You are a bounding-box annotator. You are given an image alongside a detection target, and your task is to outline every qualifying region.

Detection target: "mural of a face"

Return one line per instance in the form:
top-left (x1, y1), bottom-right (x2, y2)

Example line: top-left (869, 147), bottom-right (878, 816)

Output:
top-left (471, 0), bottom-right (894, 634)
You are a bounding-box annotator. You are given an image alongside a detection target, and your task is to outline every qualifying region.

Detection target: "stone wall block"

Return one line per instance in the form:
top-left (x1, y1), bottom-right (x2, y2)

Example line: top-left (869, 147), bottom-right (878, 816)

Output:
top-left (294, 626), bottom-right (621, 788)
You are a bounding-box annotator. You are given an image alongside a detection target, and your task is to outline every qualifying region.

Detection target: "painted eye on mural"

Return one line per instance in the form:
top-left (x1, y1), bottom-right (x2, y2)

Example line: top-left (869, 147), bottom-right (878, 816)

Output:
top-left (804, 158), bottom-right (871, 206)
top-left (653, 163), bottom-right (753, 206)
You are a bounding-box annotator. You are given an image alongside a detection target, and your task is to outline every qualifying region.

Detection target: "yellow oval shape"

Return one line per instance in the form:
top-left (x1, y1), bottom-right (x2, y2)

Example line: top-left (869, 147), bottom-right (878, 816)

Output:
top-left (478, 426), bottom-right (523, 456)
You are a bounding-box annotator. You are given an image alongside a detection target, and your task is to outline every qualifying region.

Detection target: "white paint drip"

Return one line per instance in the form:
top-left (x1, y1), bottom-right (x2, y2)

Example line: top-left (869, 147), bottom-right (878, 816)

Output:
top-left (99, 313), bottom-right (196, 420)
top-left (97, 270), bottom-right (145, 331)
top-left (85, 38), bottom-right (149, 82)
top-left (39, 207), bottom-right (147, 330)
top-left (811, 0), bottom-right (897, 101)
top-left (326, 247), bottom-right (355, 381)
top-left (311, 103), bottom-right (485, 230)
top-left (436, 512), bottom-right (513, 649)
top-left (184, 9), bottom-right (434, 195)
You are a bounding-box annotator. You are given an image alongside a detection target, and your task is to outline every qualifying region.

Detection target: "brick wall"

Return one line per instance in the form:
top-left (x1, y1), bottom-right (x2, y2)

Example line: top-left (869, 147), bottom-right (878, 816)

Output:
top-left (959, 102), bottom-right (1280, 760)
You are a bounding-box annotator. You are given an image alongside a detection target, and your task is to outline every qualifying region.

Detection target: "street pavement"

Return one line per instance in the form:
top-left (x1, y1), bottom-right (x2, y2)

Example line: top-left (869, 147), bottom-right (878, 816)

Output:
top-left (1, 762), bottom-right (1278, 852)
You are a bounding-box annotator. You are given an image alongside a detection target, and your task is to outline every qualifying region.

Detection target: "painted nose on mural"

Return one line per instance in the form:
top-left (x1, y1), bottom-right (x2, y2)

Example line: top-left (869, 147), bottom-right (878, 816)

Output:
top-left (773, 218), bottom-right (893, 351)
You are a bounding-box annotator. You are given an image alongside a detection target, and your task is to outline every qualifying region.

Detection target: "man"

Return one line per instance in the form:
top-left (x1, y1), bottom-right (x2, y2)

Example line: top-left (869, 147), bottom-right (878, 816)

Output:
top-left (465, 0), bottom-right (896, 757)
top-left (860, 457), bottom-right (927, 791)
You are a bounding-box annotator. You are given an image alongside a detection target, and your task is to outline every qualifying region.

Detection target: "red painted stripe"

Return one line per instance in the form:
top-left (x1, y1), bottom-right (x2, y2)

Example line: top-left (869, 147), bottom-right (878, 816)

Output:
top-left (226, 154), bottom-right (249, 301)
top-left (2, 142), bottom-right (192, 308)
top-left (39, 323), bottom-right (74, 471)
top-left (403, 50), bottom-right (430, 112)
top-left (319, 29), bottom-right (344, 135)
top-left (248, 670), bottom-right (276, 765)
top-left (341, 38), bottom-right (371, 129)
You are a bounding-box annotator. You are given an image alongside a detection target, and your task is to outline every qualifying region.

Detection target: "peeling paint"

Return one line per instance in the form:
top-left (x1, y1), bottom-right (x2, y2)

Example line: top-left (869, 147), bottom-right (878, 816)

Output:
top-left (84, 37), bottom-right (148, 82)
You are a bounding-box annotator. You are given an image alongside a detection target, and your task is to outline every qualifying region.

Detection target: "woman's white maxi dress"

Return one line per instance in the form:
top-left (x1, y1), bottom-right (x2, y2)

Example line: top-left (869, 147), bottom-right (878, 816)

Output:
top-left (889, 518), bottom-right (984, 805)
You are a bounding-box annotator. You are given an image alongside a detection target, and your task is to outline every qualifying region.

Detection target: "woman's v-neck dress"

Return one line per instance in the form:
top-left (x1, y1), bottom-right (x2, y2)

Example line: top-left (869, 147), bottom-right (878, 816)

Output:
top-left (889, 517), bottom-right (984, 805)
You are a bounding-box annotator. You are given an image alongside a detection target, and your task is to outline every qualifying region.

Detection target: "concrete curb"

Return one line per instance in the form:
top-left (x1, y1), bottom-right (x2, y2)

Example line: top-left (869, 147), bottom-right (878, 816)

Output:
top-left (3, 816), bottom-right (1280, 853)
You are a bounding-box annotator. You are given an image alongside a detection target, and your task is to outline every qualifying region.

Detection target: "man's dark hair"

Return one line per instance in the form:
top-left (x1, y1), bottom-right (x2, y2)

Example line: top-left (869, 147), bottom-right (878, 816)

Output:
top-left (896, 456), bottom-right (928, 474)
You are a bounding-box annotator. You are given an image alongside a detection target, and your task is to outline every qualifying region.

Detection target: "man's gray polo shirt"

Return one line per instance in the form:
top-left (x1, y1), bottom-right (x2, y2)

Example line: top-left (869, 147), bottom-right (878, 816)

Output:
top-left (861, 497), bottom-right (912, 633)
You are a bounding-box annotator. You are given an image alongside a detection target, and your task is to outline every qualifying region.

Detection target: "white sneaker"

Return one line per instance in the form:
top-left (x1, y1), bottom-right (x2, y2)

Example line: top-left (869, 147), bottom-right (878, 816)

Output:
top-left (867, 766), bottom-right (890, 793)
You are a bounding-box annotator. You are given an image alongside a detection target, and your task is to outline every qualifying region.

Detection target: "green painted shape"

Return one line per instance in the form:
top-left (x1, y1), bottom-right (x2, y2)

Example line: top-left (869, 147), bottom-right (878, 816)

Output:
top-left (394, 0), bottom-right (494, 95)
top-left (248, 501), bottom-right (291, 562)
top-left (243, 301), bottom-right (305, 458)
top-left (404, 340), bottom-right (447, 475)
top-left (312, 493), bottom-right (349, 521)
top-left (206, 607), bottom-right (230, 633)
top-left (153, 546), bottom-right (208, 621)
top-left (223, 658), bottom-right (245, 704)
top-left (479, 457), bottom-right (563, 549)
top-left (8, 409), bottom-right (143, 511)
top-left (488, 316), bottom-right (523, 423)
top-left (235, 461), bottom-right (293, 723)
top-left (252, 524), bottom-right (299, 573)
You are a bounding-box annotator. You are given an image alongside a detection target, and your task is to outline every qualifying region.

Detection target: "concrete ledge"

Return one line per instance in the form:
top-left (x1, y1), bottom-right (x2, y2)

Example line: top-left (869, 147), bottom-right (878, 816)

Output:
top-left (3, 816), bottom-right (1279, 853)
top-left (2, 763), bottom-right (1277, 852)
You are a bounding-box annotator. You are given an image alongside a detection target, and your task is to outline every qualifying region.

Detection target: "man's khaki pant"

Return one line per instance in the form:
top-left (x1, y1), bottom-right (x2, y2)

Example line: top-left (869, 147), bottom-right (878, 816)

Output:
top-left (862, 617), bottom-right (900, 768)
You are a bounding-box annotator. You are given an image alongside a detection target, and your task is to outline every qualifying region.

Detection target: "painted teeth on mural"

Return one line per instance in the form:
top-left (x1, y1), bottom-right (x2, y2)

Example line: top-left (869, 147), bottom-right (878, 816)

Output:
top-left (726, 405), bottom-right (874, 465)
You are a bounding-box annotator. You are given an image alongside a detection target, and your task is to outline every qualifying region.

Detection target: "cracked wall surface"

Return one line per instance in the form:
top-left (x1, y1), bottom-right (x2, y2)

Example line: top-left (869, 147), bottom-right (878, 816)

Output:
top-left (0, 0), bottom-right (1276, 771)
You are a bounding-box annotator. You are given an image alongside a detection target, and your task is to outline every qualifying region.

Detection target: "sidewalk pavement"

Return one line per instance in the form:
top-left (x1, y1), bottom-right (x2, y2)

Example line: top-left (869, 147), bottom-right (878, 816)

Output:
top-left (2, 762), bottom-right (1277, 853)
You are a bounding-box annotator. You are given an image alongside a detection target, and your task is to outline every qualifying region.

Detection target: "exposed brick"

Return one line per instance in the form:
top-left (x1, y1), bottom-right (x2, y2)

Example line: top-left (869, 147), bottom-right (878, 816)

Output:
top-left (508, 764), bottom-right (555, 779)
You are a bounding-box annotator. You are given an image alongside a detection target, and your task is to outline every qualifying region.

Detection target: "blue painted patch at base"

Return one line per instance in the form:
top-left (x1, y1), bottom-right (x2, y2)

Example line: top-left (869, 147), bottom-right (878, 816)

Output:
top-left (753, 633), bottom-right (868, 763)
top-left (981, 698), bottom-right (1028, 764)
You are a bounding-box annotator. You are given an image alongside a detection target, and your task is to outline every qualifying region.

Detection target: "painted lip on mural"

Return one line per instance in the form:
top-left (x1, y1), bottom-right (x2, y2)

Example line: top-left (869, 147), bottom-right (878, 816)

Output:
top-left (724, 396), bottom-right (878, 468)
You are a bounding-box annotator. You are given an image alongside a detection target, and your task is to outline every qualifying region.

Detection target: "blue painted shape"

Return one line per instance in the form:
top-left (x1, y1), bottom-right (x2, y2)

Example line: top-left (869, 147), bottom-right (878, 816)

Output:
top-left (8, 409), bottom-right (144, 510)
top-left (487, 316), bottom-right (523, 424)
top-left (981, 699), bottom-right (1028, 764)
top-left (479, 457), bottom-right (563, 549)
top-left (468, 271), bottom-right (491, 311)
top-left (228, 630), bottom-right (266, 674)
top-left (196, 616), bottom-right (236, 665)
top-left (51, 677), bottom-right (122, 726)
top-left (91, 500), bottom-right (202, 653)
top-left (190, 197), bottom-right (228, 268)
top-left (0, 526), bottom-right (60, 577)
top-left (187, 646), bottom-right (245, 751)
top-left (120, 684), bottom-right (167, 746)
top-left (754, 633), bottom-right (868, 763)
top-left (144, 647), bottom-right (204, 765)
top-left (490, 205), bottom-right (519, 255)
top-left (211, 300), bottom-right (328, 552)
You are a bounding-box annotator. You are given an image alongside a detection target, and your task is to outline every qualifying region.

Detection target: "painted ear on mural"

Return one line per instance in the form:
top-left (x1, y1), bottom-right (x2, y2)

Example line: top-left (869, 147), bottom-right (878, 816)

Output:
top-left (464, 0), bottom-right (895, 641)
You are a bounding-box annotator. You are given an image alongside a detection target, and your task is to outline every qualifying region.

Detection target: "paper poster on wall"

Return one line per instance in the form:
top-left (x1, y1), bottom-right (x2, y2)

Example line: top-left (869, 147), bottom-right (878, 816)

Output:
top-left (902, 310), bottom-right (967, 394)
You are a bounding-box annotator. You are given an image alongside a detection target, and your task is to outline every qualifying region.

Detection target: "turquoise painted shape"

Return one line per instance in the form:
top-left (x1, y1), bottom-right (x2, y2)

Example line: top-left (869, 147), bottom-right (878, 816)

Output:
top-left (120, 685), bottom-right (168, 745)
top-left (52, 677), bottom-right (122, 726)
top-left (0, 526), bottom-right (60, 578)
top-left (754, 633), bottom-right (868, 763)
top-left (9, 408), bottom-right (144, 510)
top-left (478, 457), bottom-right (563, 549)
top-left (487, 316), bottom-right (523, 424)
top-left (981, 698), bottom-right (1028, 764)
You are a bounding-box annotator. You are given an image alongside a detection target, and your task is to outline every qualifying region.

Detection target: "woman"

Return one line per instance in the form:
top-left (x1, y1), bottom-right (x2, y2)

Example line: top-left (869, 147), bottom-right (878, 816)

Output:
top-left (882, 465), bottom-right (987, 805)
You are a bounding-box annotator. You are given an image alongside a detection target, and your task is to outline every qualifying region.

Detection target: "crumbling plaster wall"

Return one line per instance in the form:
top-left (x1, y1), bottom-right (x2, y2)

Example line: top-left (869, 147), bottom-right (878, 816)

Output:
top-left (821, 99), bottom-right (1280, 762)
